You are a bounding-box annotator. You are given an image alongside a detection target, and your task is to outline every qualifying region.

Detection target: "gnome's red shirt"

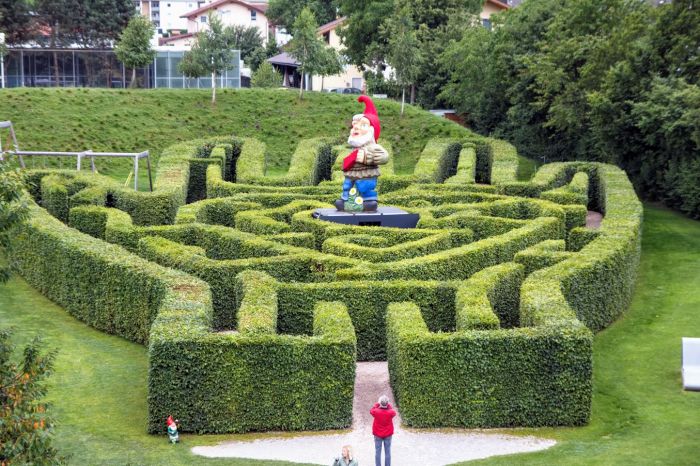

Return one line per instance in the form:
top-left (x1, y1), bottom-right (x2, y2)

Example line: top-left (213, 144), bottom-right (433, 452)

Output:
top-left (370, 403), bottom-right (396, 438)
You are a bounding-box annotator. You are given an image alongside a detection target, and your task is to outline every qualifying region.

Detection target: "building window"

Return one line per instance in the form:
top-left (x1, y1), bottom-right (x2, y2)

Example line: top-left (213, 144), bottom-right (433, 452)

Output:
top-left (251, 10), bottom-right (257, 21)
top-left (482, 18), bottom-right (492, 30)
top-left (151, 1), bottom-right (159, 6)
top-left (323, 32), bottom-right (330, 44)
top-left (200, 15), bottom-right (207, 23)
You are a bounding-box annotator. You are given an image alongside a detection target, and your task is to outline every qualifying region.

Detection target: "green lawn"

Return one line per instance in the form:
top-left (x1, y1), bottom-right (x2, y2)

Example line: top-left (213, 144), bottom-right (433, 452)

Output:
top-left (1, 204), bottom-right (699, 464)
top-left (466, 205), bottom-right (700, 465)
top-left (0, 88), bottom-right (473, 180)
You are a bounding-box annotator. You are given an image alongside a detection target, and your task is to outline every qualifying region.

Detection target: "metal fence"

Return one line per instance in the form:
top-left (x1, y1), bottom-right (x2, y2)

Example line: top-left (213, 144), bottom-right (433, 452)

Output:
top-left (2, 48), bottom-right (241, 89)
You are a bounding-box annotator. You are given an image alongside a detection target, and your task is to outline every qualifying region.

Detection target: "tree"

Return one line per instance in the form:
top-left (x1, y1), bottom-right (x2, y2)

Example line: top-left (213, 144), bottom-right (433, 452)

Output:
top-left (316, 47), bottom-right (344, 91)
top-left (229, 24), bottom-right (264, 64)
top-left (179, 13), bottom-right (237, 104)
top-left (251, 61), bottom-right (282, 88)
top-left (337, 0), bottom-right (393, 69)
top-left (115, 15), bottom-right (156, 88)
top-left (339, 0), bottom-right (482, 107)
top-left (384, 5), bottom-right (422, 115)
top-left (77, 0), bottom-right (134, 48)
top-left (0, 329), bottom-right (63, 464)
top-left (0, 0), bottom-right (32, 44)
top-left (35, 0), bottom-right (82, 86)
top-left (287, 7), bottom-right (341, 98)
top-left (439, 0), bottom-right (700, 218)
top-left (248, 39), bottom-right (280, 72)
top-left (0, 162), bottom-right (29, 284)
top-left (267, 0), bottom-right (339, 34)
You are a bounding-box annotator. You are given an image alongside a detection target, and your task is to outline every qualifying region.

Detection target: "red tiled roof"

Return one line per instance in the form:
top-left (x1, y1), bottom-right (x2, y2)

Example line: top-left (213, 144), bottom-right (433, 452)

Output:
top-left (181, 0), bottom-right (267, 19)
top-left (317, 17), bottom-right (347, 35)
top-left (159, 32), bottom-right (196, 46)
top-left (486, 0), bottom-right (510, 9)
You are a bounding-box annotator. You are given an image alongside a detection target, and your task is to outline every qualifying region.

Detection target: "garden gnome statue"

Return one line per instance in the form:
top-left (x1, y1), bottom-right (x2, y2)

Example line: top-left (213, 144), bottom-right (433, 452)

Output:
top-left (335, 95), bottom-right (389, 212)
top-left (166, 415), bottom-right (179, 444)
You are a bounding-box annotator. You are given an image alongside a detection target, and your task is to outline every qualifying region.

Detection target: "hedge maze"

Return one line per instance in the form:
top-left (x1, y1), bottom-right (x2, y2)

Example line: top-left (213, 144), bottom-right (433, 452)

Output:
top-left (10, 132), bottom-right (642, 433)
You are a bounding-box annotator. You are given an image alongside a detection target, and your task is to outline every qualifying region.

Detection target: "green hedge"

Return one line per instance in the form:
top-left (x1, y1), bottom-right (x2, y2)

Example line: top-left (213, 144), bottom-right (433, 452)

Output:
top-left (11, 131), bottom-right (643, 433)
top-left (234, 137), bottom-right (267, 184)
top-left (386, 300), bottom-right (592, 428)
top-left (413, 139), bottom-right (462, 183)
top-left (455, 262), bottom-right (524, 330)
top-left (335, 217), bottom-right (563, 281)
top-left (445, 144), bottom-right (476, 184)
top-left (487, 138), bottom-right (519, 184)
top-left (149, 271), bottom-right (356, 433)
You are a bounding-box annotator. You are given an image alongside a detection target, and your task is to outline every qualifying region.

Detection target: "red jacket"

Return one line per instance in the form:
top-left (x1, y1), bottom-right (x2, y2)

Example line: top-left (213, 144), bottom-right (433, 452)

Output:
top-left (370, 403), bottom-right (396, 438)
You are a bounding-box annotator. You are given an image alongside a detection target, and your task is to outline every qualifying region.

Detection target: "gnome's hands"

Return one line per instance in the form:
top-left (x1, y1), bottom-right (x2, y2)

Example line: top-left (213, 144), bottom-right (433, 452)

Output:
top-left (355, 149), bottom-right (367, 164)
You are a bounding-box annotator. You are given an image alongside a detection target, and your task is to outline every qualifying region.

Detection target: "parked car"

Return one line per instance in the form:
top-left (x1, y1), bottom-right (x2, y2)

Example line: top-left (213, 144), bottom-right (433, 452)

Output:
top-left (325, 87), bottom-right (362, 94)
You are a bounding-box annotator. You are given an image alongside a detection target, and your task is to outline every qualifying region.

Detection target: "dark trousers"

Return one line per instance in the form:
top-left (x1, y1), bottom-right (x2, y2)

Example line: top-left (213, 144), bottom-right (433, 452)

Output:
top-left (374, 435), bottom-right (392, 466)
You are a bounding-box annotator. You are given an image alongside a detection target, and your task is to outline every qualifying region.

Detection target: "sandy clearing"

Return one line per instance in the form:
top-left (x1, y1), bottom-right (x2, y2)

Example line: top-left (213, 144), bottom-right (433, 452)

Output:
top-left (192, 362), bottom-right (556, 465)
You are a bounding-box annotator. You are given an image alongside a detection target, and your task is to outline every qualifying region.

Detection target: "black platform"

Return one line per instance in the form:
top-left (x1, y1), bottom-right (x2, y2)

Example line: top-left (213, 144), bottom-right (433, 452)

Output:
top-left (312, 206), bottom-right (419, 228)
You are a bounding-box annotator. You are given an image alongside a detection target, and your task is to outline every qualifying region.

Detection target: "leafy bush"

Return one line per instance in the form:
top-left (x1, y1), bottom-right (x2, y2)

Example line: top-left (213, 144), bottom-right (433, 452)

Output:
top-left (0, 329), bottom-right (65, 465)
top-left (251, 62), bottom-right (282, 88)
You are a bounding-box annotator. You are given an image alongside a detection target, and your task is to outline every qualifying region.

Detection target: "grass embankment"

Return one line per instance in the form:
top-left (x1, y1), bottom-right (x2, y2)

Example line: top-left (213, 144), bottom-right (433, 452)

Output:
top-left (0, 88), bottom-right (473, 184)
top-left (1, 205), bottom-right (699, 464)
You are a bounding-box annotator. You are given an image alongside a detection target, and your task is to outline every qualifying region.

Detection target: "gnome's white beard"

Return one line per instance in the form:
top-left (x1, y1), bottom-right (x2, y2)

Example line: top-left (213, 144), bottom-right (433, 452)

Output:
top-left (348, 127), bottom-right (375, 148)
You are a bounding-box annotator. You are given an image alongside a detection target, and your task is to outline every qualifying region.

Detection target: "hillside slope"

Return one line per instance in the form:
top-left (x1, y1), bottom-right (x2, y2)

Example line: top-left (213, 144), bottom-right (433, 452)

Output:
top-left (0, 88), bottom-right (474, 181)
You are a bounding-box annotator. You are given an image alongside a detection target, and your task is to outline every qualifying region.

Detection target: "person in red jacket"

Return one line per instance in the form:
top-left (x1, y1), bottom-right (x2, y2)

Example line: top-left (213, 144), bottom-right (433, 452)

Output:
top-left (370, 395), bottom-right (396, 466)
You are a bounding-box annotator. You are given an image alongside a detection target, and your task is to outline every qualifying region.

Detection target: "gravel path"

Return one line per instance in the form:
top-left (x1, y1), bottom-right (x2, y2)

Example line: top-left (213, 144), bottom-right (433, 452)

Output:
top-left (192, 362), bottom-right (555, 465)
top-left (587, 211), bottom-right (603, 229)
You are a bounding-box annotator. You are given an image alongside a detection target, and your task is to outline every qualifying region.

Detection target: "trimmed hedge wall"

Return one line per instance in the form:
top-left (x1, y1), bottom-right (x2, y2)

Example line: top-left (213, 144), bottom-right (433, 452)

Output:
top-left (386, 301), bottom-right (592, 428)
top-left (335, 217), bottom-right (563, 281)
top-left (445, 144), bottom-right (477, 184)
top-left (11, 128), bottom-right (643, 433)
top-left (413, 139), bottom-right (462, 183)
top-left (149, 271), bottom-right (356, 434)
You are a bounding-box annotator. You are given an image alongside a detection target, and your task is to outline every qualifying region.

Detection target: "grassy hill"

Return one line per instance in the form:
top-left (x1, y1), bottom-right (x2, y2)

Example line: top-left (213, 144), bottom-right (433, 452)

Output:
top-left (0, 88), bottom-right (474, 183)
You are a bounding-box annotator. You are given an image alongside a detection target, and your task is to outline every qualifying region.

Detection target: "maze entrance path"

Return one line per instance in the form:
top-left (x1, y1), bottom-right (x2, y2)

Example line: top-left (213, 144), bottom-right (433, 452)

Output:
top-left (191, 362), bottom-right (555, 465)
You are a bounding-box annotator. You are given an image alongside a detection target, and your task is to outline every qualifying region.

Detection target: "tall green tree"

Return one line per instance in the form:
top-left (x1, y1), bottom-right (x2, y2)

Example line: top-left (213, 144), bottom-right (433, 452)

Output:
top-left (0, 0), bottom-right (32, 44)
top-left (288, 7), bottom-right (341, 98)
top-left (115, 15), bottom-right (155, 88)
top-left (179, 13), bottom-right (237, 104)
top-left (337, 0), bottom-right (393, 69)
top-left (248, 39), bottom-right (280, 72)
top-left (440, 0), bottom-right (700, 218)
top-left (0, 329), bottom-right (63, 464)
top-left (339, 0), bottom-right (481, 107)
top-left (384, 5), bottom-right (422, 115)
top-left (76, 0), bottom-right (134, 47)
top-left (228, 24), bottom-right (264, 65)
top-left (36, 0), bottom-right (84, 86)
top-left (267, 0), bottom-right (339, 33)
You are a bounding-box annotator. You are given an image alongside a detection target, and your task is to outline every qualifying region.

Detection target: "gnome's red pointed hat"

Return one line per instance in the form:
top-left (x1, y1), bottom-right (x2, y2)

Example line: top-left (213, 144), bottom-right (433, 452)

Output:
top-left (343, 96), bottom-right (382, 171)
top-left (355, 95), bottom-right (381, 141)
top-left (167, 415), bottom-right (175, 427)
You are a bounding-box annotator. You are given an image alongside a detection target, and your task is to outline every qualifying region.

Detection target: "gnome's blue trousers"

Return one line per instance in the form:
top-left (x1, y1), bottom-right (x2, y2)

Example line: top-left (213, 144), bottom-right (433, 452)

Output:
top-left (341, 177), bottom-right (378, 201)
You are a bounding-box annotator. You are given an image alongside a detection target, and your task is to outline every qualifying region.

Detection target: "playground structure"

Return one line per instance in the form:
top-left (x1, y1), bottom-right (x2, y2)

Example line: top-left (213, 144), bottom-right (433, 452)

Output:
top-left (0, 120), bottom-right (153, 191)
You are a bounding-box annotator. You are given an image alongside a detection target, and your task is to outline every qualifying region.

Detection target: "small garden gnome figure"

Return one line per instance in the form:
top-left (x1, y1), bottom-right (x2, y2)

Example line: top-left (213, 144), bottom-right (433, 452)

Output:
top-left (166, 415), bottom-right (179, 444)
top-left (335, 95), bottom-right (389, 212)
